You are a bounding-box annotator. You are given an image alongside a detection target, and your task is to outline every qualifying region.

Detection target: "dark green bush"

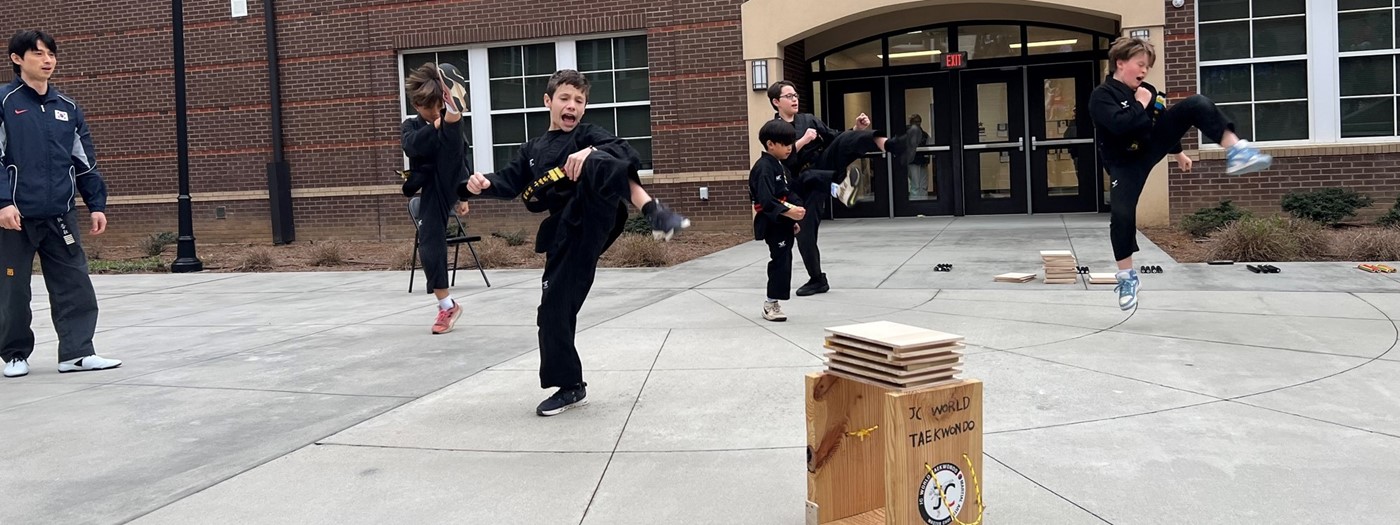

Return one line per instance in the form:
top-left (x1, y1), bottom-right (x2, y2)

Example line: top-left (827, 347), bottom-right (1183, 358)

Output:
top-left (624, 213), bottom-right (651, 235)
top-left (1179, 200), bottom-right (1251, 238)
top-left (1281, 187), bottom-right (1373, 226)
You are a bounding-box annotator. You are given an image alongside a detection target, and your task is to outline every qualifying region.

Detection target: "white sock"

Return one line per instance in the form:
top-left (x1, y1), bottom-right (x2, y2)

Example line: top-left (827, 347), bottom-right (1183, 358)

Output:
top-left (439, 296), bottom-right (455, 310)
top-left (830, 183), bottom-right (840, 197)
top-left (766, 298), bottom-right (778, 304)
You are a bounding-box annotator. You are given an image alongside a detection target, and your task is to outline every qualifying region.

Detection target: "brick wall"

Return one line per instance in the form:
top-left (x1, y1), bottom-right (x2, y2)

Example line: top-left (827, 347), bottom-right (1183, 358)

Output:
top-left (1164, 0), bottom-right (1400, 223)
top-left (15, 0), bottom-right (749, 246)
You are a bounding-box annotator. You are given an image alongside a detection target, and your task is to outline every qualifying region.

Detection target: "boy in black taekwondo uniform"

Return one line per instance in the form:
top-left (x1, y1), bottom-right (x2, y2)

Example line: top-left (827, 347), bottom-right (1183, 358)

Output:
top-left (749, 119), bottom-right (806, 322)
top-left (401, 61), bottom-right (475, 335)
top-left (458, 69), bottom-right (690, 416)
top-left (1089, 36), bottom-right (1271, 311)
top-left (765, 80), bottom-right (908, 297)
top-left (2, 30), bottom-right (122, 378)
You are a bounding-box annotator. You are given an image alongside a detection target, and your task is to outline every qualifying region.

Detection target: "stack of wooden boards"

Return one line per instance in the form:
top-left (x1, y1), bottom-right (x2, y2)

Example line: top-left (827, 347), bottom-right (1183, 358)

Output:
top-left (1041, 250), bottom-right (1078, 284)
top-left (821, 321), bottom-right (964, 390)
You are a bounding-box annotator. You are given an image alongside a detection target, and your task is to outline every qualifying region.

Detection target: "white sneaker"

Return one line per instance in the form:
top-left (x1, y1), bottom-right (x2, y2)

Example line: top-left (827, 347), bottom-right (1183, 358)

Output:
top-left (58, 355), bottom-right (122, 373)
top-left (4, 358), bottom-right (28, 378)
top-left (763, 301), bottom-right (787, 322)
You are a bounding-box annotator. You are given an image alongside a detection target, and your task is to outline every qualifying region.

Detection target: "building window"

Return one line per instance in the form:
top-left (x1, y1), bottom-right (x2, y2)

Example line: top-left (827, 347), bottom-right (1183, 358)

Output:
top-left (1338, 0), bottom-right (1400, 137)
top-left (399, 34), bottom-right (650, 173)
top-left (578, 35), bottom-right (652, 170)
top-left (488, 43), bottom-right (556, 170)
top-left (399, 50), bottom-right (472, 147)
top-left (1197, 0), bottom-right (1309, 142)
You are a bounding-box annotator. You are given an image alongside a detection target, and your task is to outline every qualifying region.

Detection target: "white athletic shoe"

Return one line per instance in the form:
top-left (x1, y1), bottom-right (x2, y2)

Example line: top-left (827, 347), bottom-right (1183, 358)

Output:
top-left (58, 355), bottom-right (122, 373)
top-left (4, 358), bottom-right (28, 378)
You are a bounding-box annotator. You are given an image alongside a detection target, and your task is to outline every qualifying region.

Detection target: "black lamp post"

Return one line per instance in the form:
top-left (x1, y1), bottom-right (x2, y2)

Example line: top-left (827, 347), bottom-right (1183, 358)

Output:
top-left (170, 0), bottom-right (203, 273)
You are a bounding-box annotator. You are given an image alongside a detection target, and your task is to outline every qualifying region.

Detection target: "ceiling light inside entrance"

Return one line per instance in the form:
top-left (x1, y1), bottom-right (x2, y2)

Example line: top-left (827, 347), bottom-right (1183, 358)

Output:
top-left (1009, 39), bottom-right (1079, 49)
top-left (877, 50), bottom-right (945, 59)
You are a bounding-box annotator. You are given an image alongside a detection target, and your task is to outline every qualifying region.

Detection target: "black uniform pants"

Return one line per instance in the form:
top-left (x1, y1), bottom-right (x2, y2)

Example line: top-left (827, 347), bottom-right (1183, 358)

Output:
top-left (1108, 95), bottom-right (1234, 262)
top-left (765, 223), bottom-right (795, 301)
top-left (0, 211), bottom-right (100, 363)
top-left (793, 129), bottom-right (882, 283)
top-left (536, 155), bottom-right (631, 390)
top-left (416, 212), bottom-right (450, 291)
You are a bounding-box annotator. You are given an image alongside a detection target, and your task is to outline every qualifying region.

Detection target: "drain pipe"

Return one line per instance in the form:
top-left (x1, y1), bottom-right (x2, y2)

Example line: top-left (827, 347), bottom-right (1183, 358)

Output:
top-left (264, 0), bottom-right (295, 244)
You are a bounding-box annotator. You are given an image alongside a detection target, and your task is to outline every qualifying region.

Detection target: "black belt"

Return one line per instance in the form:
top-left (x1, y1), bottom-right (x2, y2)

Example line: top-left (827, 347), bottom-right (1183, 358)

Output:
top-left (522, 166), bottom-right (569, 213)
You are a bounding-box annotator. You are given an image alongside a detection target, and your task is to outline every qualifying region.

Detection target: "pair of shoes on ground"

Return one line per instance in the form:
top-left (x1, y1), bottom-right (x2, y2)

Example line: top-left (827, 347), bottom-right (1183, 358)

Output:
top-left (934, 263), bottom-right (953, 272)
top-left (537, 382), bottom-right (588, 416)
top-left (1247, 264), bottom-right (1281, 274)
top-left (4, 355), bottom-right (123, 378)
top-left (1138, 265), bottom-right (1164, 274)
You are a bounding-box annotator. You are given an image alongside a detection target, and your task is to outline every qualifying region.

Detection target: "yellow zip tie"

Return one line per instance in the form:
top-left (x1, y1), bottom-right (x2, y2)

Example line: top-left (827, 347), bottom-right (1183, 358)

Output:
top-left (845, 425), bottom-right (878, 441)
top-left (924, 453), bottom-right (984, 525)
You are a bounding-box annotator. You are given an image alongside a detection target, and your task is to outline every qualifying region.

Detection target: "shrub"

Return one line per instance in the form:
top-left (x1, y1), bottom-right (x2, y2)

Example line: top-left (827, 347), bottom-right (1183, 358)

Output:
top-left (1335, 228), bottom-right (1400, 261)
top-left (1179, 200), bottom-right (1251, 238)
top-left (466, 238), bottom-right (515, 269)
top-left (1281, 187), bottom-right (1374, 226)
top-left (1376, 196), bottom-right (1400, 228)
top-left (624, 213), bottom-right (651, 235)
top-left (236, 247), bottom-right (275, 271)
top-left (310, 242), bottom-right (346, 266)
top-left (491, 229), bottom-right (529, 247)
top-left (139, 231), bottom-right (177, 257)
top-left (1207, 216), bottom-right (1328, 262)
top-left (606, 233), bottom-right (669, 267)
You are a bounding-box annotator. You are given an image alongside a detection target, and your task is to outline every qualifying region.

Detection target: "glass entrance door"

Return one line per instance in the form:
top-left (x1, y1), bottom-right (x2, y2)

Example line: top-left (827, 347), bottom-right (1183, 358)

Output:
top-left (889, 73), bottom-right (954, 217)
top-left (827, 78), bottom-right (889, 219)
top-left (959, 68), bottom-right (1027, 214)
top-left (1027, 63), bottom-right (1098, 213)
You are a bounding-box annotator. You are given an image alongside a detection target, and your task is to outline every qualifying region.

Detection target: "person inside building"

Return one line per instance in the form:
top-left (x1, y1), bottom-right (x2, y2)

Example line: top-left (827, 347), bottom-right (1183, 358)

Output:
top-left (401, 61), bottom-right (471, 335)
top-left (2, 29), bottom-right (122, 378)
top-left (457, 69), bottom-right (690, 416)
top-left (1089, 36), bottom-right (1272, 310)
top-left (749, 118), bottom-right (806, 322)
top-left (766, 79), bottom-right (908, 297)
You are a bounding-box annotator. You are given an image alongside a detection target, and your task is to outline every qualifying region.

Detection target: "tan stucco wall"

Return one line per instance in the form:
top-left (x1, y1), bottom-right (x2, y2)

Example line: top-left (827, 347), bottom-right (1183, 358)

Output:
top-left (741, 0), bottom-right (1169, 224)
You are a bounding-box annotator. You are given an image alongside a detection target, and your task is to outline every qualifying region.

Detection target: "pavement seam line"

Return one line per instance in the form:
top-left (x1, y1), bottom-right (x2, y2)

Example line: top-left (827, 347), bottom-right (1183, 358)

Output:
top-left (984, 452), bottom-right (1116, 524)
top-left (578, 328), bottom-right (672, 525)
top-left (1224, 292), bottom-right (1400, 402)
top-left (1226, 399), bottom-right (1400, 440)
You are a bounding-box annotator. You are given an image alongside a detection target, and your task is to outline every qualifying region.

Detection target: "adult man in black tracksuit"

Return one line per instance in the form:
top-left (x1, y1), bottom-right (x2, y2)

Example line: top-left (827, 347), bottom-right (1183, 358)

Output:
top-left (2, 30), bottom-right (122, 378)
top-left (459, 69), bottom-right (689, 417)
top-left (1089, 36), bottom-right (1272, 311)
top-left (766, 80), bottom-right (907, 297)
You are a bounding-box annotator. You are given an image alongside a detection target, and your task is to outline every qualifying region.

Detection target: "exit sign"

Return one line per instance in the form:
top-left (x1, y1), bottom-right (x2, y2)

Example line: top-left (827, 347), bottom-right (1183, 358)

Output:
top-left (944, 51), bottom-right (969, 69)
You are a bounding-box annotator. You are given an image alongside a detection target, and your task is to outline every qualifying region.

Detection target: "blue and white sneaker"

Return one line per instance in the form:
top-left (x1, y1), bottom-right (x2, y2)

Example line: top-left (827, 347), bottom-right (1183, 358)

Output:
top-left (1225, 140), bottom-right (1272, 176)
top-left (1114, 271), bottom-right (1140, 311)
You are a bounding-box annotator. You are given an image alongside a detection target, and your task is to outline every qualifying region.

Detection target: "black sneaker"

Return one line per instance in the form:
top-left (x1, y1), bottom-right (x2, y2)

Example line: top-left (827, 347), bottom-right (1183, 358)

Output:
top-left (644, 199), bottom-right (691, 241)
top-left (796, 275), bottom-right (829, 296)
top-left (537, 383), bottom-right (588, 417)
top-left (882, 131), bottom-right (909, 157)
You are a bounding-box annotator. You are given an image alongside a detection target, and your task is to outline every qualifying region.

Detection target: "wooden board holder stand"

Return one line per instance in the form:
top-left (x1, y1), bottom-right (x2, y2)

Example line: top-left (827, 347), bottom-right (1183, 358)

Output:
top-left (806, 372), bottom-right (984, 524)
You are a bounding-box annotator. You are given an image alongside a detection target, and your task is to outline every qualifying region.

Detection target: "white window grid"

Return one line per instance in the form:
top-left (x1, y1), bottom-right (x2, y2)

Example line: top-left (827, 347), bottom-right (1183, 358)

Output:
top-left (397, 32), bottom-right (651, 173)
top-left (1197, 5), bottom-right (1311, 144)
top-left (1337, 3), bottom-right (1400, 138)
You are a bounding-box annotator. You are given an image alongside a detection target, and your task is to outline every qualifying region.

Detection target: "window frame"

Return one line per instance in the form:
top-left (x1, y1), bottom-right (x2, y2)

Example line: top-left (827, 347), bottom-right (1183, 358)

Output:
top-left (1195, 0), bottom-right (1400, 148)
top-left (1196, 2), bottom-right (1313, 145)
top-left (397, 31), bottom-right (651, 174)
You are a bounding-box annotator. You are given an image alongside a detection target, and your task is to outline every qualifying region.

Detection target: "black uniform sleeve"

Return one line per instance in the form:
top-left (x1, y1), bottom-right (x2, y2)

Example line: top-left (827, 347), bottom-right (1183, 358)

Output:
top-left (579, 124), bottom-right (642, 172)
top-left (459, 142), bottom-right (533, 201)
top-left (0, 111), bottom-right (8, 209)
top-left (1089, 85), bottom-right (1152, 137)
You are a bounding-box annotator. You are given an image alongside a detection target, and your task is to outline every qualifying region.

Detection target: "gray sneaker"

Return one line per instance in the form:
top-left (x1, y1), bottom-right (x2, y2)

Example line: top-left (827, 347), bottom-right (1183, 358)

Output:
top-left (763, 301), bottom-right (787, 322)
